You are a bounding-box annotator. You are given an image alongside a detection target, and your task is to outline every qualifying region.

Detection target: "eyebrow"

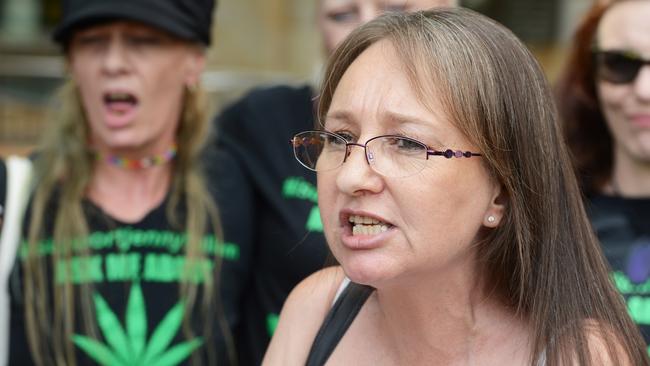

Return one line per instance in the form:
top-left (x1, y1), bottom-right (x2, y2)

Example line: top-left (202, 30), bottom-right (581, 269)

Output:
top-left (324, 110), bottom-right (446, 145)
top-left (325, 110), bottom-right (433, 125)
top-left (384, 111), bottom-right (435, 128)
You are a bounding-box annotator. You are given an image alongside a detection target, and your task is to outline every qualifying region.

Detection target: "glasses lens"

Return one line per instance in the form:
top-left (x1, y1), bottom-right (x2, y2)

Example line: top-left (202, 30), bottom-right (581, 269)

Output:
top-left (367, 136), bottom-right (428, 178)
top-left (596, 51), bottom-right (642, 84)
top-left (292, 131), bottom-right (347, 171)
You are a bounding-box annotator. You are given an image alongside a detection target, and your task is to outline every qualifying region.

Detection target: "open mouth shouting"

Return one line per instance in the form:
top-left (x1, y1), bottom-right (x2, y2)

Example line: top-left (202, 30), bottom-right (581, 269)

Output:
top-left (349, 215), bottom-right (392, 236)
top-left (103, 90), bottom-right (139, 127)
top-left (340, 212), bottom-right (396, 250)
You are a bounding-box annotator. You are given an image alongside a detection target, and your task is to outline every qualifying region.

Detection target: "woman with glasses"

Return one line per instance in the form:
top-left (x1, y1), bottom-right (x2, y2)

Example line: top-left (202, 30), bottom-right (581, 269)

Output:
top-left (2, 0), bottom-right (237, 365)
top-left (557, 0), bottom-right (650, 347)
top-left (208, 1), bottom-right (456, 364)
top-left (264, 8), bottom-right (649, 365)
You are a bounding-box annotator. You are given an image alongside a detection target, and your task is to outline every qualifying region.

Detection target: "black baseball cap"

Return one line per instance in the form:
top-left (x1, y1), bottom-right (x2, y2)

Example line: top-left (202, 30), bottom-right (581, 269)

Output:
top-left (53, 0), bottom-right (216, 46)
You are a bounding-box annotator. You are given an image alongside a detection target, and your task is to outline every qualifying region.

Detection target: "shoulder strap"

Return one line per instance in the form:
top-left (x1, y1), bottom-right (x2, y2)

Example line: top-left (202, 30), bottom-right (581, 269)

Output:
top-left (0, 156), bottom-right (33, 366)
top-left (305, 281), bottom-right (374, 366)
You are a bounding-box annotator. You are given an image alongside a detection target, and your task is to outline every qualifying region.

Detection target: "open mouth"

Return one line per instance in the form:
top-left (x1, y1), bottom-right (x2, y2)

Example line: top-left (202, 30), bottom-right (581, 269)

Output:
top-left (348, 215), bottom-right (393, 236)
top-left (104, 91), bottom-right (138, 115)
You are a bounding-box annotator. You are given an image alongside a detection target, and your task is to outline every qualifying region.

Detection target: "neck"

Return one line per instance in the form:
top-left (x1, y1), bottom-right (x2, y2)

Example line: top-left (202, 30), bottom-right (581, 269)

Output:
top-left (93, 144), bottom-right (177, 169)
top-left (87, 161), bottom-right (173, 223)
top-left (371, 268), bottom-right (528, 364)
top-left (611, 146), bottom-right (650, 197)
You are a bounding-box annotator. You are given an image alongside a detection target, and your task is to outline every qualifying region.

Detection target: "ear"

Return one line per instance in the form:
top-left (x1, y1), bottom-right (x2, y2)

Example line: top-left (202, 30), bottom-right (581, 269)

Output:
top-left (184, 49), bottom-right (206, 88)
top-left (483, 182), bottom-right (507, 228)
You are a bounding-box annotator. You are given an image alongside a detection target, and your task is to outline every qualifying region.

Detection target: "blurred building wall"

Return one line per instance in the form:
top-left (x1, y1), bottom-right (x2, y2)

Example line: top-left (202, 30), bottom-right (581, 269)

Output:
top-left (0, 0), bottom-right (595, 157)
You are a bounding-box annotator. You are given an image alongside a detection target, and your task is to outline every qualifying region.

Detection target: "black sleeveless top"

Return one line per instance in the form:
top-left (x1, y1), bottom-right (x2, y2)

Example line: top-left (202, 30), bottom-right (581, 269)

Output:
top-left (305, 281), bottom-right (374, 366)
top-left (304, 281), bottom-right (550, 366)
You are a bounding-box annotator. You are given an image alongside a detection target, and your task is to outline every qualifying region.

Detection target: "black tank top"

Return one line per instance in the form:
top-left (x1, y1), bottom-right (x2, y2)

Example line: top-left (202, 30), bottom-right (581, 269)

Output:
top-left (305, 281), bottom-right (374, 366)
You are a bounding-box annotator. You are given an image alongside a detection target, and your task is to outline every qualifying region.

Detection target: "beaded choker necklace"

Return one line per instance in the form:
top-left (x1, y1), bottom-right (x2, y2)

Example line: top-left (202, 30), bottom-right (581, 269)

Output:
top-left (95, 144), bottom-right (177, 169)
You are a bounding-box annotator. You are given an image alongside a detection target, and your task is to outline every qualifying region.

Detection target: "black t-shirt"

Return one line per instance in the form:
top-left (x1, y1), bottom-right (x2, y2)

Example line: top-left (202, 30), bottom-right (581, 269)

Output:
top-left (207, 85), bottom-right (330, 365)
top-left (588, 194), bottom-right (650, 349)
top-left (8, 191), bottom-right (240, 365)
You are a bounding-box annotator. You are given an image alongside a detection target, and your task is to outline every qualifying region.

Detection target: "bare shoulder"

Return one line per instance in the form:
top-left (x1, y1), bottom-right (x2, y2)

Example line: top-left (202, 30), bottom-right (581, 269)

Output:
top-left (577, 319), bottom-right (636, 366)
top-left (262, 266), bottom-right (346, 366)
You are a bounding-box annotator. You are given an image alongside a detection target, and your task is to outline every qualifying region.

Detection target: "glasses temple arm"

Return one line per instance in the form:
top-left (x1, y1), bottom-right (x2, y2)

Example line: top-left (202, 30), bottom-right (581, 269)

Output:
top-left (427, 149), bottom-right (482, 159)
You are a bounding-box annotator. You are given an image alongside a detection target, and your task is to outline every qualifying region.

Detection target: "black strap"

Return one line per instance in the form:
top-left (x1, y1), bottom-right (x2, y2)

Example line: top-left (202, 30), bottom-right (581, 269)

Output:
top-left (305, 281), bottom-right (374, 366)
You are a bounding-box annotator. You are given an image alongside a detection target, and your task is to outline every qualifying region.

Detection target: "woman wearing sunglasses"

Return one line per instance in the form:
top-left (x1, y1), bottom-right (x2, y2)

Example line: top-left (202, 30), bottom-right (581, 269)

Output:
top-left (557, 0), bottom-right (650, 347)
top-left (264, 8), bottom-right (649, 366)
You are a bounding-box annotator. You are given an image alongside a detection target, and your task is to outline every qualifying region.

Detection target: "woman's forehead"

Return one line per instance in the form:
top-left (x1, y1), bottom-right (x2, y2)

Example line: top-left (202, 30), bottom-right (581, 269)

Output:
top-left (597, 1), bottom-right (650, 51)
top-left (72, 20), bottom-right (171, 36)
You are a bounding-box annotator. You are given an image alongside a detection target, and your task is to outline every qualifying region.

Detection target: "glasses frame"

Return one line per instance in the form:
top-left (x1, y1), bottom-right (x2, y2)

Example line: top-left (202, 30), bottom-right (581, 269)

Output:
top-left (291, 130), bottom-right (482, 177)
top-left (593, 49), bottom-right (650, 84)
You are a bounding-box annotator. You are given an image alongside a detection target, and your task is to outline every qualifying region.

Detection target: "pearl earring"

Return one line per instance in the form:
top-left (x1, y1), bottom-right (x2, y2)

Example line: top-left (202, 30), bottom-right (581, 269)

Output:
top-left (487, 216), bottom-right (496, 223)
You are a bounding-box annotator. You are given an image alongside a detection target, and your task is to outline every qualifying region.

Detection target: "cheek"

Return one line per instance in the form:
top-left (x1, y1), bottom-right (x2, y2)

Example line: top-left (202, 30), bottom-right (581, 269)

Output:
top-left (401, 167), bottom-right (492, 244)
top-left (151, 59), bottom-right (187, 88)
top-left (598, 83), bottom-right (631, 136)
top-left (317, 171), bottom-right (339, 235)
top-left (598, 83), bottom-right (627, 116)
top-left (71, 62), bottom-right (98, 96)
top-left (140, 60), bottom-right (188, 107)
top-left (72, 73), bottom-right (103, 124)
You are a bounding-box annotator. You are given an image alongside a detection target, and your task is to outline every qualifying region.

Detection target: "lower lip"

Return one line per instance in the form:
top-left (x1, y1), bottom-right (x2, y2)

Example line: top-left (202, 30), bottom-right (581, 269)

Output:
top-left (341, 226), bottom-right (395, 250)
top-left (631, 116), bottom-right (650, 128)
top-left (103, 102), bottom-right (139, 128)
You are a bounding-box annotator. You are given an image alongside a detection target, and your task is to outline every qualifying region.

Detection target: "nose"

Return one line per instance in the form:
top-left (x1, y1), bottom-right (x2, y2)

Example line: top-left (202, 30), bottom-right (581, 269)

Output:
top-left (335, 143), bottom-right (383, 196)
top-left (102, 37), bottom-right (130, 76)
top-left (634, 65), bottom-right (650, 101)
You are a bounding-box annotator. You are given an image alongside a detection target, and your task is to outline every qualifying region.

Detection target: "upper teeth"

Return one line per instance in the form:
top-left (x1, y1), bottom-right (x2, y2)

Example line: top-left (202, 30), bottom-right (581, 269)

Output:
top-left (349, 215), bottom-right (390, 236)
top-left (349, 215), bottom-right (381, 225)
top-left (108, 93), bottom-right (131, 101)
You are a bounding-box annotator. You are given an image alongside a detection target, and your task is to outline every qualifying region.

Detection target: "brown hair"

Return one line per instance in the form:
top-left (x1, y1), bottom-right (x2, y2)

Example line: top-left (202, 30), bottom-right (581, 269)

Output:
top-left (555, 0), bottom-right (623, 195)
top-left (318, 8), bottom-right (649, 365)
top-left (22, 79), bottom-right (233, 365)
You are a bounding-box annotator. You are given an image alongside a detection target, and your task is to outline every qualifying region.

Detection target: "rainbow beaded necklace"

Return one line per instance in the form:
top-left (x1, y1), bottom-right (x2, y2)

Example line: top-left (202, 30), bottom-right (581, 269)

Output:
top-left (94, 144), bottom-right (177, 169)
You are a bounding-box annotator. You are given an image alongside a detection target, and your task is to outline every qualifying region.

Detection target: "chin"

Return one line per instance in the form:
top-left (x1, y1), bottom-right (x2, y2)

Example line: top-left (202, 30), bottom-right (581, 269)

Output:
top-left (339, 252), bottom-right (397, 287)
top-left (92, 132), bottom-right (147, 152)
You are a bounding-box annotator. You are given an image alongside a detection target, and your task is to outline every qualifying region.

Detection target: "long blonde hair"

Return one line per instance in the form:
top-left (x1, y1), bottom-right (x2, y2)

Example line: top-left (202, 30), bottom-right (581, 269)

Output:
top-left (318, 9), bottom-right (649, 365)
top-left (22, 80), bottom-right (233, 365)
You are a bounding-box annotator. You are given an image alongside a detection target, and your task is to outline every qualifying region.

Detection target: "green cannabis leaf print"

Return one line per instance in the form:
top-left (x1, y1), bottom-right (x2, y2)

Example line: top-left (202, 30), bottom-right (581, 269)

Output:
top-left (72, 283), bottom-right (203, 366)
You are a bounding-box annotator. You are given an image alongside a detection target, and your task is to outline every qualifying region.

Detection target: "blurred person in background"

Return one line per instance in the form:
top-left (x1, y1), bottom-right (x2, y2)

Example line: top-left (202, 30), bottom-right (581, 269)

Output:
top-left (556, 0), bottom-right (650, 348)
top-left (265, 8), bottom-right (649, 365)
top-left (2, 0), bottom-right (239, 365)
top-left (208, 0), bottom-right (457, 364)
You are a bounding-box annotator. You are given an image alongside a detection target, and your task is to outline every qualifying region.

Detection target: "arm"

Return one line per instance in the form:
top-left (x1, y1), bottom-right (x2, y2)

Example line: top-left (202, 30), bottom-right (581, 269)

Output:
top-left (263, 266), bottom-right (345, 366)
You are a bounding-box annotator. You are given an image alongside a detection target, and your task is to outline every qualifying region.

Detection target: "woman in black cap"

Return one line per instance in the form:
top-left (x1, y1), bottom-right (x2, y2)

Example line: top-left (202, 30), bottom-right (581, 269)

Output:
top-left (3, 0), bottom-right (237, 365)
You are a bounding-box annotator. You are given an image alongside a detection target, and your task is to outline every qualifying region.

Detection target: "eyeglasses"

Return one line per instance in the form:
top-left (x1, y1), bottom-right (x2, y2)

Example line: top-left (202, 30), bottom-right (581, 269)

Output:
top-left (291, 130), bottom-right (482, 178)
top-left (594, 50), bottom-right (650, 84)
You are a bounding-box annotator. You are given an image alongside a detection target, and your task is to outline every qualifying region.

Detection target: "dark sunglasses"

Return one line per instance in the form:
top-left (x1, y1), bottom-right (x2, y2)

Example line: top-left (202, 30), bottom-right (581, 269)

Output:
top-left (593, 50), bottom-right (650, 84)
